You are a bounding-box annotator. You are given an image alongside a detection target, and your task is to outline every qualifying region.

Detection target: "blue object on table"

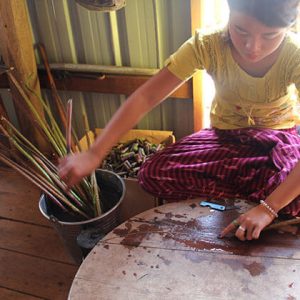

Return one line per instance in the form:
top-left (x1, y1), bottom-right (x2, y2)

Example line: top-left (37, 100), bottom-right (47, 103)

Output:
top-left (199, 201), bottom-right (239, 211)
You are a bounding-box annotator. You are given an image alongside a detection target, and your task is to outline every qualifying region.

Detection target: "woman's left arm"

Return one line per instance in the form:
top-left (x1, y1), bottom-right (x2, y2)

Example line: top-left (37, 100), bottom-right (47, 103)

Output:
top-left (220, 160), bottom-right (300, 241)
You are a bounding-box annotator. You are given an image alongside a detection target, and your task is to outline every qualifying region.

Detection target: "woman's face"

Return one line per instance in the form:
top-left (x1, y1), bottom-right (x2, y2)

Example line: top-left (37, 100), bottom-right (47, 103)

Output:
top-left (228, 11), bottom-right (289, 63)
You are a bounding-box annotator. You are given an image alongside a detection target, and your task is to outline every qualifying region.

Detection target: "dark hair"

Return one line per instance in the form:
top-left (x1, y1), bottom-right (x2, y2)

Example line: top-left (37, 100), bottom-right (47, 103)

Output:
top-left (227, 0), bottom-right (300, 27)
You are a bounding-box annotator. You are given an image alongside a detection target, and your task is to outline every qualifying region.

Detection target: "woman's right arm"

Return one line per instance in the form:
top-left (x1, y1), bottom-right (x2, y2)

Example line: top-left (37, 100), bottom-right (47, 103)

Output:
top-left (58, 67), bottom-right (184, 187)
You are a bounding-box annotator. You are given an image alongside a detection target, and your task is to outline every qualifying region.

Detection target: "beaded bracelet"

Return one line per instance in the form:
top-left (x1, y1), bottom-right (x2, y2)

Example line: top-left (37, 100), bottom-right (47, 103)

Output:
top-left (260, 200), bottom-right (278, 218)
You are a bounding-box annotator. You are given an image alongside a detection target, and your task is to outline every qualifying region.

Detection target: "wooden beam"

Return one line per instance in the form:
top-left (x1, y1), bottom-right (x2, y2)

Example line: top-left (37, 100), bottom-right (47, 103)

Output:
top-left (0, 0), bottom-right (48, 151)
top-left (39, 73), bottom-right (193, 99)
top-left (0, 71), bottom-right (193, 99)
top-left (191, 0), bottom-right (204, 132)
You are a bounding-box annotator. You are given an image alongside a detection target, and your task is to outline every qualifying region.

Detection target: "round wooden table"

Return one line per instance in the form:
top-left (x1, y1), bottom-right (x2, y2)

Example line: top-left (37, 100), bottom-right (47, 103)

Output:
top-left (69, 199), bottom-right (300, 299)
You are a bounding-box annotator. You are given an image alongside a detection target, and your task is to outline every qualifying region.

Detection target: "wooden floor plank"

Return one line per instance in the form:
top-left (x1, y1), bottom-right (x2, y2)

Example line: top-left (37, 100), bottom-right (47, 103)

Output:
top-left (0, 168), bottom-right (49, 226)
top-left (0, 287), bottom-right (44, 300)
top-left (0, 168), bottom-right (79, 299)
top-left (0, 249), bottom-right (77, 300)
top-left (0, 219), bottom-right (74, 264)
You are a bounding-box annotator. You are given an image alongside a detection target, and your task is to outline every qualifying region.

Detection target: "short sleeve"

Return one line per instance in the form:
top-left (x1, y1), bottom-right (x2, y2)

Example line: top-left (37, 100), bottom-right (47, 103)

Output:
top-left (164, 29), bottom-right (215, 81)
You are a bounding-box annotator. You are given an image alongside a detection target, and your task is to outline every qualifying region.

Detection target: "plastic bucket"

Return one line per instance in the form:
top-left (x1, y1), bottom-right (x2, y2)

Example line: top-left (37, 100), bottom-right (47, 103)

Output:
top-left (39, 169), bottom-right (125, 264)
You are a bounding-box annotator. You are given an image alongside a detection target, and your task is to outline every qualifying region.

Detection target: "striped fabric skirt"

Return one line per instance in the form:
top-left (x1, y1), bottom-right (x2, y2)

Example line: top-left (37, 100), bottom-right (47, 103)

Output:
top-left (138, 127), bottom-right (300, 217)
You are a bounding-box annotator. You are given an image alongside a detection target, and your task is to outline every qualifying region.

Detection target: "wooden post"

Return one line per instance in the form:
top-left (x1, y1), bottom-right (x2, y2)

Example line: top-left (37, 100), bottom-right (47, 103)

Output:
top-left (0, 0), bottom-right (48, 151)
top-left (191, 0), bottom-right (203, 132)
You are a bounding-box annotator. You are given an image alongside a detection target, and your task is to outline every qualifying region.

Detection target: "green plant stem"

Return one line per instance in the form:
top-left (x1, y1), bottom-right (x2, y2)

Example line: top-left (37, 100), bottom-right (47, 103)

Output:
top-left (25, 82), bottom-right (82, 154)
top-left (91, 172), bottom-right (101, 217)
top-left (2, 117), bottom-right (46, 159)
top-left (1, 72), bottom-right (104, 220)
top-left (8, 72), bottom-right (64, 156)
top-left (0, 152), bottom-right (91, 217)
top-left (34, 155), bottom-right (93, 213)
top-left (1, 119), bottom-right (59, 174)
top-left (264, 218), bottom-right (300, 231)
top-left (82, 112), bottom-right (101, 216)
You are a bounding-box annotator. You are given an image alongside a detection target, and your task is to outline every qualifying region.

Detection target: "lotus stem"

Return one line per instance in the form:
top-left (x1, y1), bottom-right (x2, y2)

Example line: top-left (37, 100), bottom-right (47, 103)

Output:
top-left (1, 117), bottom-right (45, 157)
top-left (66, 99), bottom-right (73, 154)
top-left (91, 173), bottom-right (102, 217)
top-left (8, 72), bottom-right (64, 156)
top-left (82, 111), bottom-right (101, 216)
top-left (37, 43), bottom-right (68, 131)
top-left (1, 117), bottom-right (58, 173)
top-left (0, 152), bottom-right (90, 218)
top-left (34, 155), bottom-right (89, 210)
top-left (264, 217), bottom-right (300, 231)
top-left (1, 71), bottom-right (105, 220)
top-left (83, 113), bottom-right (91, 148)
top-left (0, 133), bottom-right (93, 218)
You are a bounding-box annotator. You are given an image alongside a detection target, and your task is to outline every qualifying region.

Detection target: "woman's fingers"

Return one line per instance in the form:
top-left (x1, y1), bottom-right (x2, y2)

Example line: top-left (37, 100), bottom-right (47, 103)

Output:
top-left (252, 226), bottom-right (262, 239)
top-left (220, 205), bottom-right (274, 241)
top-left (58, 159), bottom-right (70, 179)
top-left (219, 220), bottom-right (238, 238)
top-left (65, 175), bottom-right (77, 188)
top-left (221, 219), bottom-right (259, 241)
top-left (58, 157), bottom-right (77, 187)
top-left (235, 224), bottom-right (247, 241)
top-left (246, 224), bottom-right (255, 240)
top-left (60, 168), bottom-right (81, 187)
top-left (58, 165), bottom-right (68, 181)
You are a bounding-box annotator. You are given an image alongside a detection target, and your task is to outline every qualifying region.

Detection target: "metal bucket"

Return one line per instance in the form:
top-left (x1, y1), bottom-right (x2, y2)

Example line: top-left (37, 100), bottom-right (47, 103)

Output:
top-left (39, 169), bottom-right (125, 265)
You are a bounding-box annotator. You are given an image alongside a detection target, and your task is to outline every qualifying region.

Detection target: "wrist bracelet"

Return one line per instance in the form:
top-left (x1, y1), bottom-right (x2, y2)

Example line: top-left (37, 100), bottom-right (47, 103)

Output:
top-left (260, 200), bottom-right (278, 218)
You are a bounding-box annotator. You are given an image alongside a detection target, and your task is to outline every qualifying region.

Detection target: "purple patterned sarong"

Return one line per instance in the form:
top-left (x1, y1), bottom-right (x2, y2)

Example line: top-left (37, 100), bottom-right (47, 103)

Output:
top-left (138, 127), bottom-right (300, 217)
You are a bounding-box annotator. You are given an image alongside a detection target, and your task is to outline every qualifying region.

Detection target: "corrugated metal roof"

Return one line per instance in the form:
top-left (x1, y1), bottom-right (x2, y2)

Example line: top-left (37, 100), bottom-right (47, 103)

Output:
top-left (19, 0), bottom-right (194, 139)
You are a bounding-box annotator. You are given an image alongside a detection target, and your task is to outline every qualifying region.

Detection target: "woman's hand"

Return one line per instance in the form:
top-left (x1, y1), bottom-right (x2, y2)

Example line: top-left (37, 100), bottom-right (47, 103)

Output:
top-left (220, 205), bottom-right (275, 241)
top-left (58, 149), bottom-right (101, 188)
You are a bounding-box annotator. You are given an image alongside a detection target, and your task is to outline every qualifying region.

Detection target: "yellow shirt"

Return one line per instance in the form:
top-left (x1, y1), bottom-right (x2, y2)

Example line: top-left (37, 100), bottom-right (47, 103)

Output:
top-left (165, 28), bottom-right (300, 129)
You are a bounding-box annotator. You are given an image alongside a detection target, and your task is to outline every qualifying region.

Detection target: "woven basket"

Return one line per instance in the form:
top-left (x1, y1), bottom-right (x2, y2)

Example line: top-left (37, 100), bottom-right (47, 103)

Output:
top-left (76, 0), bottom-right (126, 11)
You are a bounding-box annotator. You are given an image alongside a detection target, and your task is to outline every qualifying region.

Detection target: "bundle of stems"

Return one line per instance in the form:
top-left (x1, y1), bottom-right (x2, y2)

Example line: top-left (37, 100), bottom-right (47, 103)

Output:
top-left (83, 112), bottom-right (101, 216)
top-left (0, 70), bottom-right (102, 220)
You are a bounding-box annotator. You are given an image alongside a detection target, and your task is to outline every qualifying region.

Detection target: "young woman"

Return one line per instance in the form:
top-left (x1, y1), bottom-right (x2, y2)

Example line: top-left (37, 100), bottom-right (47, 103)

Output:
top-left (59, 0), bottom-right (300, 241)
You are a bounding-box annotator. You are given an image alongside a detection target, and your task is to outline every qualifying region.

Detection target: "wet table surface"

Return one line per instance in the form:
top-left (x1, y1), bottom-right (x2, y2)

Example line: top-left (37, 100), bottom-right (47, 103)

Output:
top-left (68, 199), bottom-right (300, 300)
